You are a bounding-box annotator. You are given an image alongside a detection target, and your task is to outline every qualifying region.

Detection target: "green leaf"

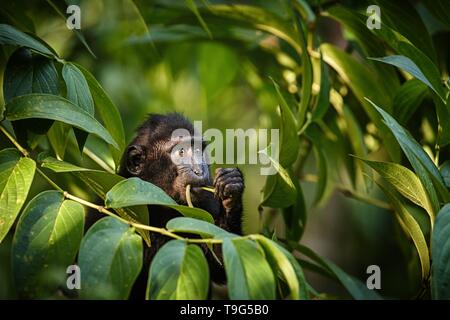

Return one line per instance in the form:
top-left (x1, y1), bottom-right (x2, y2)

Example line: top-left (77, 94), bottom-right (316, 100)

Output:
top-left (291, 243), bottom-right (382, 300)
top-left (0, 149), bottom-right (36, 243)
top-left (62, 62), bottom-right (95, 152)
top-left (260, 148), bottom-right (297, 208)
top-left (370, 53), bottom-right (445, 101)
top-left (12, 190), bottom-right (84, 298)
top-left (147, 240), bottom-right (209, 300)
top-left (440, 161), bottom-right (450, 188)
top-left (75, 63), bottom-right (125, 168)
top-left (376, 182), bottom-right (430, 281)
top-left (254, 235), bottom-right (307, 300)
top-left (0, 24), bottom-right (57, 58)
top-left (4, 48), bottom-right (59, 138)
top-left (105, 177), bottom-right (214, 224)
top-left (185, 0), bottom-right (212, 38)
top-left (295, 18), bottom-right (312, 127)
top-left (360, 159), bottom-right (435, 221)
top-left (320, 43), bottom-right (399, 161)
top-left (3, 48), bottom-right (59, 103)
top-left (311, 54), bottom-right (330, 122)
top-left (39, 155), bottom-right (150, 245)
top-left (271, 79), bottom-right (299, 166)
top-left (431, 204), bottom-right (450, 299)
top-left (79, 217), bottom-right (142, 299)
top-left (373, 0), bottom-right (437, 62)
top-left (367, 98), bottom-right (449, 204)
top-left (393, 79), bottom-right (428, 125)
top-left (5, 94), bottom-right (119, 149)
top-left (166, 217), bottom-right (235, 239)
top-left (223, 238), bottom-right (276, 299)
top-left (46, 122), bottom-right (71, 159)
top-left (282, 175), bottom-right (306, 241)
top-left (62, 63), bottom-right (94, 115)
top-left (324, 5), bottom-right (400, 97)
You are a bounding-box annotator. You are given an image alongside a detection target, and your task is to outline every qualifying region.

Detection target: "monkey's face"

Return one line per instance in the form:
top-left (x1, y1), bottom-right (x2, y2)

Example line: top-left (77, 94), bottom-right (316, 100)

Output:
top-left (122, 137), bottom-right (211, 205)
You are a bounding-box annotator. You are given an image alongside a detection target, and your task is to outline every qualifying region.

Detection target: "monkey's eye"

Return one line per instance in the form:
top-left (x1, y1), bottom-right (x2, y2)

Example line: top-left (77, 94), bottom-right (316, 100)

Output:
top-left (179, 148), bottom-right (185, 156)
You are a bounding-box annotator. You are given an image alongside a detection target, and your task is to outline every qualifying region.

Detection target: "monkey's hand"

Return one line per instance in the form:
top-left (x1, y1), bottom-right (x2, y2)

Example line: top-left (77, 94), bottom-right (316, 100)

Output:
top-left (213, 168), bottom-right (244, 234)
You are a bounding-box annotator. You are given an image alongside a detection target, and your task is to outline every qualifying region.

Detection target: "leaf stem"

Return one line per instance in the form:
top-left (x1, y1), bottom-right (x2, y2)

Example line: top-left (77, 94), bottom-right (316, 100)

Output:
top-left (0, 124), bottom-right (29, 157)
top-left (63, 192), bottom-right (223, 244)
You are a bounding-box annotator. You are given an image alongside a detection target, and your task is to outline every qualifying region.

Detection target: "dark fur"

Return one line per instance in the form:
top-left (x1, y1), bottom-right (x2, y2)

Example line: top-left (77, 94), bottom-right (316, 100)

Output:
top-left (88, 113), bottom-right (244, 299)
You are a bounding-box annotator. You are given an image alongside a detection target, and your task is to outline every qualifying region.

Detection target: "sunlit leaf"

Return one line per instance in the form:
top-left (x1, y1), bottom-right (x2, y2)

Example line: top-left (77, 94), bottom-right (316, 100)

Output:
top-left (79, 217), bottom-right (142, 299)
top-left (0, 149), bottom-right (35, 243)
top-left (105, 177), bottom-right (214, 224)
top-left (0, 24), bottom-right (57, 58)
top-left (5, 94), bottom-right (119, 149)
top-left (12, 191), bottom-right (84, 298)
top-left (223, 238), bottom-right (276, 299)
top-left (166, 217), bottom-right (235, 239)
top-left (376, 182), bottom-right (430, 281)
top-left (147, 240), bottom-right (209, 300)
top-left (75, 63), bottom-right (126, 168)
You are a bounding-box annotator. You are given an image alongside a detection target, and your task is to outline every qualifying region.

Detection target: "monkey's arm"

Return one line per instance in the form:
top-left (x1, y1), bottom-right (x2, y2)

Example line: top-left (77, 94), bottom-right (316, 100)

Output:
top-left (213, 168), bottom-right (244, 235)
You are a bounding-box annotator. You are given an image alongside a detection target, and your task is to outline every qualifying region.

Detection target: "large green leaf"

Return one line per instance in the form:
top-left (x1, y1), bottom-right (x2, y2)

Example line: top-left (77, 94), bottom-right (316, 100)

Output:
top-left (0, 24), bottom-right (57, 58)
top-left (0, 149), bottom-right (36, 243)
top-left (376, 182), bottom-right (430, 281)
top-left (431, 204), bottom-right (450, 299)
top-left (12, 191), bottom-right (84, 298)
top-left (74, 63), bottom-right (126, 168)
top-left (78, 217), bottom-right (143, 299)
top-left (3, 48), bottom-right (59, 103)
top-left (320, 43), bottom-right (399, 161)
top-left (5, 94), bottom-right (119, 149)
top-left (62, 62), bottom-right (95, 152)
top-left (223, 238), bottom-right (276, 299)
top-left (259, 153), bottom-right (297, 208)
top-left (39, 155), bottom-right (150, 245)
top-left (361, 159), bottom-right (436, 221)
top-left (311, 54), bottom-right (330, 122)
top-left (370, 53), bottom-right (444, 101)
top-left (282, 178), bottom-right (306, 241)
top-left (3, 48), bottom-right (59, 138)
top-left (373, 0), bottom-right (436, 62)
top-left (367, 99), bottom-right (449, 204)
top-left (291, 243), bottom-right (382, 300)
top-left (105, 177), bottom-right (214, 224)
top-left (254, 235), bottom-right (307, 300)
top-left (271, 79), bottom-right (299, 166)
top-left (146, 240), bottom-right (209, 300)
top-left (393, 79), bottom-right (428, 125)
top-left (324, 6), bottom-right (399, 97)
top-left (166, 217), bottom-right (235, 239)
top-left (62, 63), bottom-right (95, 113)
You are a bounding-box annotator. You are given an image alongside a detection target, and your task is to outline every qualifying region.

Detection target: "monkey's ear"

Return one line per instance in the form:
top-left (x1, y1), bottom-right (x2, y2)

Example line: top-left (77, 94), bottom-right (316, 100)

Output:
top-left (126, 145), bottom-right (146, 175)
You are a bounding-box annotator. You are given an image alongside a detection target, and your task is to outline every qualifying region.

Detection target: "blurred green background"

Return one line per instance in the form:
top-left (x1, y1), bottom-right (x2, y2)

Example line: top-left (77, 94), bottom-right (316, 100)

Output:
top-left (1, 0), bottom-right (434, 299)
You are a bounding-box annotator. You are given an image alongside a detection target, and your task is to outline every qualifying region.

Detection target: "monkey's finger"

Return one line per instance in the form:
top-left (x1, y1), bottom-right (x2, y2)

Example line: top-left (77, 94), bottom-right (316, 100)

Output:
top-left (214, 169), bottom-right (242, 187)
top-left (223, 182), bottom-right (244, 198)
top-left (214, 167), bottom-right (235, 177)
top-left (217, 177), bottom-right (243, 198)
